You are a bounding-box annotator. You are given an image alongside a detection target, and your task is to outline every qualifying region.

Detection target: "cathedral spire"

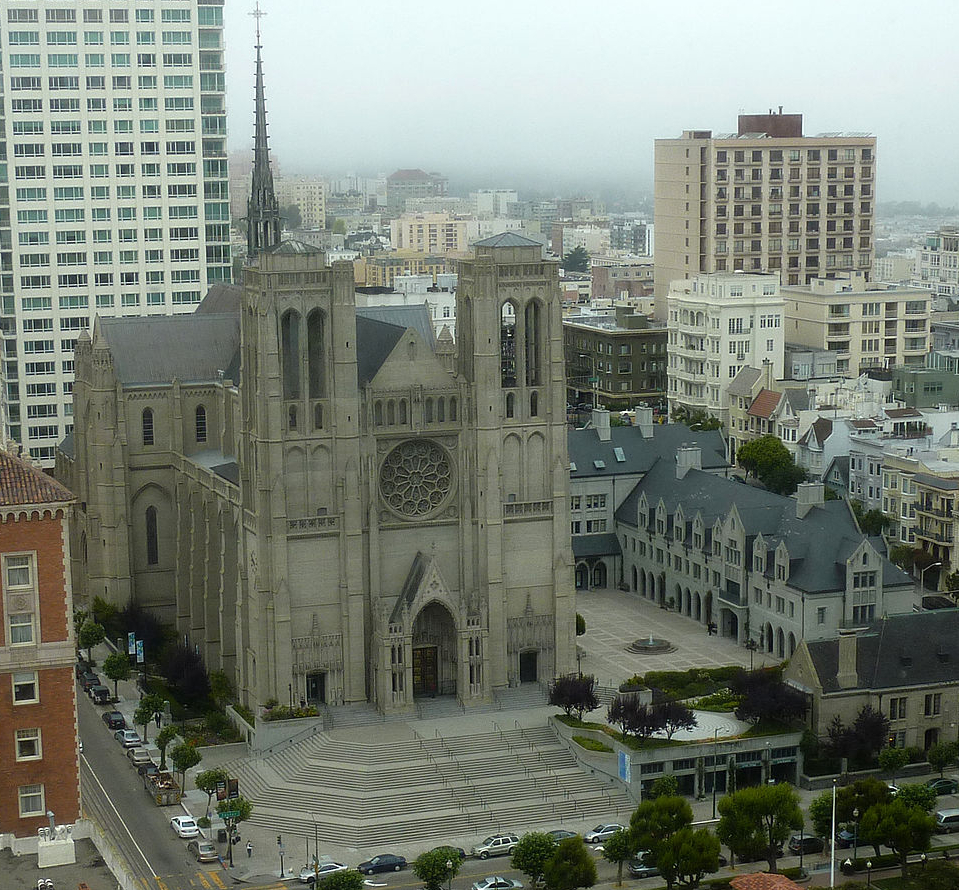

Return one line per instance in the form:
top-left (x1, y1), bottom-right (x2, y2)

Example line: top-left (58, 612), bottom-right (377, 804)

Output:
top-left (246, 2), bottom-right (281, 258)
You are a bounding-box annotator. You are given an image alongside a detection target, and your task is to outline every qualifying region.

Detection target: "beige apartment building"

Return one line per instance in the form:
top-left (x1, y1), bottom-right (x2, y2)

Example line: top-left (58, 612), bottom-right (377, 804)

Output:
top-left (653, 110), bottom-right (876, 318)
top-left (782, 271), bottom-right (930, 377)
top-left (275, 177), bottom-right (327, 229)
top-left (390, 213), bottom-right (479, 256)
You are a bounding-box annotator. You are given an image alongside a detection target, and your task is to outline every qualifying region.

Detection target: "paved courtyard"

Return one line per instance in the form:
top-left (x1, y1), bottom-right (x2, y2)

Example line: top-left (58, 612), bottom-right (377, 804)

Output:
top-left (576, 586), bottom-right (777, 688)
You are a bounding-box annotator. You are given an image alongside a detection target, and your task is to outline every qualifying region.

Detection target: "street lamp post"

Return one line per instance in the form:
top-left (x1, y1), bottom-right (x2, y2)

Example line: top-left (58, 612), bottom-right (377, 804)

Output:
top-left (866, 860), bottom-right (872, 888)
top-left (277, 835), bottom-right (285, 878)
top-left (446, 858), bottom-right (453, 890)
top-left (920, 561), bottom-right (943, 597)
top-left (852, 807), bottom-right (859, 860)
top-left (711, 728), bottom-right (719, 819)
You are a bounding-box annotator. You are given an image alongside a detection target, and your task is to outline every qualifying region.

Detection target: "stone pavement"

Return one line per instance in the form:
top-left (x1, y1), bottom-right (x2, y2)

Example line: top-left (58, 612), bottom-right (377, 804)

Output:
top-left (577, 587), bottom-right (777, 687)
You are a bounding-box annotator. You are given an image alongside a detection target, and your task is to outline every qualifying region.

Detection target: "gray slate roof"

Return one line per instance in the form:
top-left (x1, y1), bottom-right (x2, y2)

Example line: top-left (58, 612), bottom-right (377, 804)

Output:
top-left (99, 314), bottom-right (241, 386)
top-left (474, 232), bottom-right (541, 248)
top-left (727, 367), bottom-right (762, 397)
top-left (782, 388), bottom-right (810, 412)
top-left (568, 424), bottom-right (727, 480)
top-left (614, 460), bottom-right (911, 595)
top-left (195, 283), bottom-right (242, 315)
top-left (266, 239), bottom-right (323, 255)
top-left (806, 610), bottom-right (959, 693)
top-left (356, 315), bottom-right (408, 385)
top-left (572, 533), bottom-right (622, 559)
top-left (357, 304), bottom-right (436, 350)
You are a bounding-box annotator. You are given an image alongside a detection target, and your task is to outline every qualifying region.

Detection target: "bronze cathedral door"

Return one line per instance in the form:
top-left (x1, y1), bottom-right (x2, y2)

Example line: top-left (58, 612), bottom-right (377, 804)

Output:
top-left (412, 646), bottom-right (438, 696)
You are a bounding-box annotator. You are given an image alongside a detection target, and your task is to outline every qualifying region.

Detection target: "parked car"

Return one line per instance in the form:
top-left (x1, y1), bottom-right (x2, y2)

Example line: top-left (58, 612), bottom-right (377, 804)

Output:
top-left (888, 784), bottom-right (900, 797)
top-left (471, 879), bottom-right (523, 890)
top-left (79, 671), bottom-right (100, 691)
top-left (89, 685), bottom-right (111, 705)
top-left (357, 853), bottom-right (406, 874)
top-left (102, 711), bottom-right (125, 730)
top-left (170, 816), bottom-right (199, 838)
top-left (584, 823), bottom-right (625, 844)
top-left (472, 834), bottom-right (519, 860)
top-left (187, 840), bottom-right (219, 862)
top-left (927, 777), bottom-right (959, 795)
top-left (299, 862), bottom-right (348, 884)
top-left (548, 829), bottom-right (578, 843)
top-left (114, 729), bottom-right (141, 748)
top-left (835, 828), bottom-right (857, 849)
top-left (75, 661), bottom-right (92, 679)
top-left (137, 762), bottom-right (159, 779)
top-left (789, 835), bottom-right (825, 854)
top-left (628, 854), bottom-right (660, 879)
top-left (936, 809), bottom-right (959, 832)
top-left (127, 748), bottom-right (152, 767)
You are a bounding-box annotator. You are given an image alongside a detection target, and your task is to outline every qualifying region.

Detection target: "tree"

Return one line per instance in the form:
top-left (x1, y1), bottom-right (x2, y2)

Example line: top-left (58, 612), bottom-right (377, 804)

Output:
top-left (733, 669), bottom-right (807, 725)
top-left (649, 775), bottom-right (680, 801)
top-left (943, 570), bottom-right (959, 597)
top-left (102, 651), bottom-right (130, 699)
top-left (280, 204), bottom-right (302, 229)
top-left (850, 500), bottom-right (890, 536)
top-left (331, 218), bottom-right (346, 235)
top-left (827, 707), bottom-right (890, 766)
top-left (195, 767), bottom-right (229, 818)
top-left (216, 795), bottom-right (252, 865)
top-left (319, 872), bottom-right (364, 890)
top-left (808, 790), bottom-right (833, 840)
top-left (563, 246), bottom-right (590, 273)
top-left (511, 832), bottom-right (556, 886)
top-left (542, 836), bottom-right (596, 890)
top-left (735, 436), bottom-right (806, 495)
top-left (550, 674), bottom-right (600, 721)
top-left (602, 828), bottom-right (636, 887)
top-left (576, 613), bottom-right (587, 636)
top-left (878, 746), bottom-right (909, 784)
top-left (609, 695), bottom-right (666, 742)
top-left (134, 693), bottom-right (164, 743)
top-left (896, 782), bottom-right (938, 814)
top-left (413, 847), bottom-right (460, 890)
top-left (859, 799), bottom-right (934, 878)
top-left (170, 742), bottom-right (201, 790)
top-left (656, 828), bottom-right (721, 890)
top-left (209, 669), bottom-right (233, 707)
top-left (660, 700), bottom-right (697, 740)
top-left (630, 796), bottom-right (693, 862)
top-left (78, 620), bottom-right (106, 663)
top-left (716, 784), bottom-right (803, 873)
top-left (929, 741), bottom-right (959, 777)
top-left (889, 544), bottom-right (919, 571)
top-left (155, 725), bottom-right (178, 771)
top-left (920, 859), bottom-right (959, 890)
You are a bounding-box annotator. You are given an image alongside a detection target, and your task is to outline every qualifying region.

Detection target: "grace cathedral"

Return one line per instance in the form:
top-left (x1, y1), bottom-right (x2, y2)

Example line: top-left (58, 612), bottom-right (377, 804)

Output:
top-left (58, 35), bottom-right (575, 713)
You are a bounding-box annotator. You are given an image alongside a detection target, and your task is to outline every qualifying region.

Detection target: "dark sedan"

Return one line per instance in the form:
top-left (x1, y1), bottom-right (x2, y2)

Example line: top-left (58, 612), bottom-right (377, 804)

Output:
top-left (357, 853), bottom-right (406, 874)
top-left (928, 778), bottom-right (959, 795)
top-left (102, 711), bottom-right (126, 730)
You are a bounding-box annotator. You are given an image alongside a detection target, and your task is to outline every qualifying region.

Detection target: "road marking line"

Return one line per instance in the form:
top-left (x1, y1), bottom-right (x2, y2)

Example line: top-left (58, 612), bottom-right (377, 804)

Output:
top-left (154, 877), bottom-right (169, 890)
top-left (195, 872), bottom-right (212, 889)
top-left (80, 756), bottom-right (158, 879)
top-left (208, 871), bottom-right (226, 888)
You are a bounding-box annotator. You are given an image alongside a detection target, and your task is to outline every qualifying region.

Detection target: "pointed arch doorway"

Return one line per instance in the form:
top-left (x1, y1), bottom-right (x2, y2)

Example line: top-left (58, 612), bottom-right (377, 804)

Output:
top-left (412, 601), bottom-right (457, 697)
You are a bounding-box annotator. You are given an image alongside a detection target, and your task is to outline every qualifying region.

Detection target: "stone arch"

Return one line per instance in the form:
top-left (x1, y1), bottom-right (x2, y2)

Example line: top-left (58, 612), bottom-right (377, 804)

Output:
top-left (309, 444), bottom-right (332, 513)
top-left (131, 482), bottom-right (173, 571)
top-left (647, 571), bottom-right (656, 600)
top-left (425, 397), bottom-right (434, 423)
top-left (286, 446), bottom-right (307, 518)
top-left (777, 627), bottom-right (785, 658)
top-left (387, 400), bottom-right (396, 425)
top-left (684, 587), bottom-right (691, 616)
top-left (674, 583), bottom-right (682, 608)
top-left (788, 632), bottom-right (797, 657)
top-left (313, 402), bottom-right (323, 430)
top-left (694, 592), bottom-right (702, 621)
top-left (575, 562), bottom-right (589, 590)
top-left (374, 400), bottom-right (383, 426)
top-left (530, 390), bottom-right (538, 417)
top-left (503, 434), bottom-right (521, 501)
top-left (501, 300), bottom-right (517, 387)
top-left (398, 399), bottom-right (408, 424)
top-left (195, 404), bottom-right (207, 443)
top-left (141, 407), bottom-right (154, 446)
top-left (591, 561), bottom-right (607, 588)
top-left (525, 299), bottom-right (543, 386)
top-left (281, 309), bottom-right (301, 400)
top-left (632, 565), bottom-right (638, 592)
top-left (449, 397), bottom-right (457, 421)
top-left (526, 432), bottom-right (545, 499)
top-left (411, 600), bottom-right (458, 698)
top-left (437, 397), bottom-right (446, 423)
top-left (506, 392), bottom-right (515, 418)
top-left (764, 622), bottom-right (774, 653)
top-left (307, 308), bottom-right (325, 398)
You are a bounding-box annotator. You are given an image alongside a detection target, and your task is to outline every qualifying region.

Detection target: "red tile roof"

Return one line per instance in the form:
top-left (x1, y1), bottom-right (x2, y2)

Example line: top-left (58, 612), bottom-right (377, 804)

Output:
top-left (0, 450), bottom-right (73, 507)
top-left (747, 389), bottom-right (783, 419)
top-left (730, 874), bottom-right (803, 890)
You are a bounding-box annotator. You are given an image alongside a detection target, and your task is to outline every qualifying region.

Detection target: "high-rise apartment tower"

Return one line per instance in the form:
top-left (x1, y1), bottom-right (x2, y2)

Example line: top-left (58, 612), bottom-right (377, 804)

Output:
top-left (653, 110), bottom-right (876, 319)
top-left (0, 0), bottom-right (230, 463)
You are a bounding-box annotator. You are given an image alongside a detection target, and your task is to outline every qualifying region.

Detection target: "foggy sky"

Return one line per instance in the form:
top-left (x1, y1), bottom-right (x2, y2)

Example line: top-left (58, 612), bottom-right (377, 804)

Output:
top-left (224, 0), bottom-right (959, 204)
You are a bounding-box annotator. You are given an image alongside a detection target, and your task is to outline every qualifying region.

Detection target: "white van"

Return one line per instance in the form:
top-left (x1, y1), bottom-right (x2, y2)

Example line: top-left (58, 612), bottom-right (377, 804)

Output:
top-left (935, 808), bottom-right (959, 832)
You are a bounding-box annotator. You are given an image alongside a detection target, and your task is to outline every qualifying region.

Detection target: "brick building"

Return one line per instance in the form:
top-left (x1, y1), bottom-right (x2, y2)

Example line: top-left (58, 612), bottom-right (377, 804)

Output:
top-left (0, 450), bottom-right (77, 837)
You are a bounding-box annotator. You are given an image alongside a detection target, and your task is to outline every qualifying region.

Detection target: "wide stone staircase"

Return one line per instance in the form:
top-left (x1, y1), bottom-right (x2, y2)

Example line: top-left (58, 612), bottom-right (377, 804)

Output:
top-left (229, 720), bottom-right (633, 848)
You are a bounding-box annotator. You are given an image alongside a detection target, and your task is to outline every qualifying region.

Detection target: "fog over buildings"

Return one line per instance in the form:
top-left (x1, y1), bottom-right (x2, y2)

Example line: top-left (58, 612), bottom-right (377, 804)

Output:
top-left (224, 0), bottom-right (959, 202)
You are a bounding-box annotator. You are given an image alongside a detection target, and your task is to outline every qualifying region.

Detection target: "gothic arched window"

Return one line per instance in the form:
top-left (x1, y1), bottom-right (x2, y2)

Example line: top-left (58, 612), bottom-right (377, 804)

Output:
top-left (307, 309), bottom-right (325, 399)
top-left (146, 506), bottom-right (158, 565)
top-left (195, 405), bottom-right (207, 443)
top-left (281, 309), bottom-right (301, 400)
top-left (525, 300), bottom-right (542, 386)
top-left (142, 408), bottom-right (154, 446)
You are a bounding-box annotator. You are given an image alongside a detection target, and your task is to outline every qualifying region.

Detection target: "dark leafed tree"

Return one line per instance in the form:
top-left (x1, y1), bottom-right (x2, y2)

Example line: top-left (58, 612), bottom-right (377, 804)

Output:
top-left (660, 700), bottom-right (697, 740)
top-left (563, 246), bottom-right (590, 272)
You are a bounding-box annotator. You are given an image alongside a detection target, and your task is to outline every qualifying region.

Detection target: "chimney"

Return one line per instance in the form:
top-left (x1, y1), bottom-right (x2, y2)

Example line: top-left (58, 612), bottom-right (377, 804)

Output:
top-left (635, 406), bottom-right (654, 439)
top-left (592, 409), bottom-right (611, 442)
top-left (837, 630), bottom-right (858, 690)
top-left (676, 443), bottom-right (702, 480)
top-left (796, 481), bottom-right (824, 519)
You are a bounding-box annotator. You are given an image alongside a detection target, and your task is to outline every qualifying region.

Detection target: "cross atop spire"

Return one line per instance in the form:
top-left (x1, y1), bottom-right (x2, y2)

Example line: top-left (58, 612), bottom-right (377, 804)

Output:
top-left (246, 1), bottom-right (281, 259)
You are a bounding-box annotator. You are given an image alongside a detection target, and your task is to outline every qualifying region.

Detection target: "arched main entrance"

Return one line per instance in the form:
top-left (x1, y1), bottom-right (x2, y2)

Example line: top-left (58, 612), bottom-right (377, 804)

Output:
top-left (575, 563), bottom-right (589, 590)
top-left (591, 562), bottom-right (607, 588)
top-left (412, 601), bottom-right (457, 698)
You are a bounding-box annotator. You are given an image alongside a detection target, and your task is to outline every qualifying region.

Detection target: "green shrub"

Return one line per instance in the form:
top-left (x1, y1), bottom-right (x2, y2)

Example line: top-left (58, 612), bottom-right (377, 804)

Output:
top-left (232, 704), bottom-right (254, 727)
top-left (689, 688), bottom-right (742, 711)
top-left (572, 735), bottom-right (613, 753)
top-left (576, 613), bottom-right (586, 636)
top-left (640, 666), bottom-right (746, 700)
top-left (260, 704), bottom-right (319, 722)
top-left (905, 746), bottom-right (926, 764)
top-left (197, 816), bottom-right (211, 829)
top-left (263, 696), bottom-right (279, 709)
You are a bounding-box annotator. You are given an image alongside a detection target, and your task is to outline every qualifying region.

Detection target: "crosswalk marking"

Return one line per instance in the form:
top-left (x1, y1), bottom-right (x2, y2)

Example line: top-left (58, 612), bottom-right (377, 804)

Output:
top-left (195, 872), bottom-right (212, 889)
top-left (207, 871), bottom-right (227, 889)
top-left (154, 878), bottom-right (169, 890)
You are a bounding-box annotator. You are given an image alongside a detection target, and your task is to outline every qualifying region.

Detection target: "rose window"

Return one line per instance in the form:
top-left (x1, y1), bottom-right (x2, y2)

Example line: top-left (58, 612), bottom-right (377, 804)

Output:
top-left (380, 440), bottom-right (453, 517)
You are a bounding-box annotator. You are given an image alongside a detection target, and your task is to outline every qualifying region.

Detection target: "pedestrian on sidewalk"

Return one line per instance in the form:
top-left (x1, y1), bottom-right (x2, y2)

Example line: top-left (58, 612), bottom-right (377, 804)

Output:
top-left (247, 841), bottom-right (253, 859)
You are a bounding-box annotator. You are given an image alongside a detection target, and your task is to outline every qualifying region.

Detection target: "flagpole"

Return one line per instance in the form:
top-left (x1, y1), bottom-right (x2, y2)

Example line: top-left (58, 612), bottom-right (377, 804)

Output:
top-left (830, 778), bottom-right (837, 888)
